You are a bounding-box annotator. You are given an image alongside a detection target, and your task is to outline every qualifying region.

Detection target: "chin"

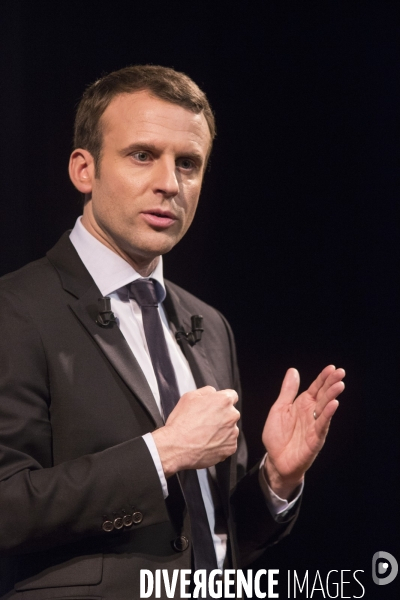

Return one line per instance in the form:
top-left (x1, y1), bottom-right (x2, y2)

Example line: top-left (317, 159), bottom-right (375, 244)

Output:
top-left (142, 230), bottom-right (183, 254)
top-left (125, 236), bottom-right (179, 263)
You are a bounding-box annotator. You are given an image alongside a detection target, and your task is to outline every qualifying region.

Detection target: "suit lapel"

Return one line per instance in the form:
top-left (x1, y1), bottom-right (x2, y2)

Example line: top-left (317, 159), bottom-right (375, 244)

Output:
top-left (69, 286), bottom-right (164, 428)
top-left (164, 282), bottom-right (232, 514)
top-left (163, 283), bottom-right (219, 391)
top-left (47, 233), bottom-right (163, 428)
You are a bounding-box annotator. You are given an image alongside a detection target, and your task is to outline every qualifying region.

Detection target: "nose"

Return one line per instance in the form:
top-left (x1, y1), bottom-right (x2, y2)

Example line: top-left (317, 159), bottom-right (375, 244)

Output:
top-left (153, 157), bottom-right (179, 198)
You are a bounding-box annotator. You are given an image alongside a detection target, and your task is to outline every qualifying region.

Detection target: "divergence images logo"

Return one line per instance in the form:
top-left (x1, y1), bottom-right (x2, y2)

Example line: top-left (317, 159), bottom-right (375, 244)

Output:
top-left (372, 551), bottom-right (398, 586)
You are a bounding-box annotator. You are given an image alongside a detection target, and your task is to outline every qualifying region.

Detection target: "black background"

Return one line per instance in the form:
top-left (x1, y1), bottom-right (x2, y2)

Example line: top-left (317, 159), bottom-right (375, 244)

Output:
top-left (0, 1), bottom-right (398, 598)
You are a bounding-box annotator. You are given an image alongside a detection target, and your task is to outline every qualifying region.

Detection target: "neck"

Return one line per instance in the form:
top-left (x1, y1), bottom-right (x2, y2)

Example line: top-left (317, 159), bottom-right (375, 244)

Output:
top-left (81, 212), bottom-right (159, 277)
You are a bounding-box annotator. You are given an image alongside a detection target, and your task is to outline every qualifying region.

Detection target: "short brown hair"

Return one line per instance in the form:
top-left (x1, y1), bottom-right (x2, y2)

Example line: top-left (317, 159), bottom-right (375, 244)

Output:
top-left (74, 65), bottom-right (216, 174)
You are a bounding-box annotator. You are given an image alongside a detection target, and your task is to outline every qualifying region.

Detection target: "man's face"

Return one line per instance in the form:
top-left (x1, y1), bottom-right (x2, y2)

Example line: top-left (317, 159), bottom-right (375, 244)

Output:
top-left (80, 90), bottom-right (211, 270)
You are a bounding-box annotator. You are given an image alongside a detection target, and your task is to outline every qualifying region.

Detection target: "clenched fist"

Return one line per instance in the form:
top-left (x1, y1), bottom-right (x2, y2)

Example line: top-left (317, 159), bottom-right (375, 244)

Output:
top-left (152, 386), bottom-right (240, 477)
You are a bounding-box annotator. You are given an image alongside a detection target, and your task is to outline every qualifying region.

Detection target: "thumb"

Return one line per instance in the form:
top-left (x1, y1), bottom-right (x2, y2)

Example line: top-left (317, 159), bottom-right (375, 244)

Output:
top-left (196, 385), bottom-right (217, 396)
top-left (274, 368), bottom-right (300, 408)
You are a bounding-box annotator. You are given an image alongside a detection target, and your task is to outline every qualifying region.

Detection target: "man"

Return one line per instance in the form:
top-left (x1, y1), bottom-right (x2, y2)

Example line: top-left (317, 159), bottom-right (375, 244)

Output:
top-left (0, 65), bottom-right (345, 599)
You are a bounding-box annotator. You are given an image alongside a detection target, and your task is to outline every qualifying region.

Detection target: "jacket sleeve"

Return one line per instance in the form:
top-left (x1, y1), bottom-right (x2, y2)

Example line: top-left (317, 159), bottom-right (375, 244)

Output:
top-left (0, 288), bottom-right (169, 556)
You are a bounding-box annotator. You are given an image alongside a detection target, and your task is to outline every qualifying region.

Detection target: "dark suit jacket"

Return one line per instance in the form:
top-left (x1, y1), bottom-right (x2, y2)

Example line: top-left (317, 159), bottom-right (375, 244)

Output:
top-left (0, 233), bottom-right (298, 599)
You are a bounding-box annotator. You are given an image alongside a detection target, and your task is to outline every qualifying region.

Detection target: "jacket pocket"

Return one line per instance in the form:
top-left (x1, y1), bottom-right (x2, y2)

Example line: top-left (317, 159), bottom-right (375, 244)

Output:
top-left (14, 554), bottom-right (103, 591)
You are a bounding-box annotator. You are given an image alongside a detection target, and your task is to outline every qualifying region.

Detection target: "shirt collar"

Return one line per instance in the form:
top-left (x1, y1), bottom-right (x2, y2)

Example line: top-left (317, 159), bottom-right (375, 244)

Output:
top-left (69, 216), bottom-right (166, 301)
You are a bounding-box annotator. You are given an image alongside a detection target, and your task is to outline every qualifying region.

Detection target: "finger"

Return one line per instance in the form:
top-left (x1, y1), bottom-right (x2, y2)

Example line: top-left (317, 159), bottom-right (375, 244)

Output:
top-left (314, 368), bottom-right (345, 407)
top-left (217, 389), bottom-right (239, 404)
top-left (314, 399), bottom-right (339, 437)
top-left (314, 381), bottom-right (345, 417)
top-left (323, 378), bottom-right (345, 402)
top-left (274, 368), bottom-right (300, 408)
top-left (323, 368), bottom-right (346, 392)
top-left (231, 407), bottom-right (241, 423)
top-left (307, 365), bottom-right (336, 397)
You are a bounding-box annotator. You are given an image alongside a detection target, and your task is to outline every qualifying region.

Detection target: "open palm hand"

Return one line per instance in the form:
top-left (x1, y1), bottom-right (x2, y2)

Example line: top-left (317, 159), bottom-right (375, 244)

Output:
top-left (262, 365), bottom-right (345, 494)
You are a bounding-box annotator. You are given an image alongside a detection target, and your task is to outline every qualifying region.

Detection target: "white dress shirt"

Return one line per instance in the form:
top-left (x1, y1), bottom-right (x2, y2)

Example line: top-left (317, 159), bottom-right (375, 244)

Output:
top-left (70, 216), bottom-right (301, 568)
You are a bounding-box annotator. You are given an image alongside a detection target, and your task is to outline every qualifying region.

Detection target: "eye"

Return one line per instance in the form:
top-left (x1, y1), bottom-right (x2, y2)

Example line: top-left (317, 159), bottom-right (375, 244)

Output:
top-left (133, 151), bottom-right (150, 162)
top-left (177, 158), bottom-right (195, 171)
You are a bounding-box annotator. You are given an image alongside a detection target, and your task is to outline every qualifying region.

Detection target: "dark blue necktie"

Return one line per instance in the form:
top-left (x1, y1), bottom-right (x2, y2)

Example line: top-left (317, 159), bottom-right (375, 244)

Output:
top-left (130, 278), bottom-right (218, 573)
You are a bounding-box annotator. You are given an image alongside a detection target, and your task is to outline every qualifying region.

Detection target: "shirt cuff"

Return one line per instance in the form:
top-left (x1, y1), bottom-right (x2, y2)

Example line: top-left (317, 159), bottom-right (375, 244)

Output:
top-left (259, 454), bottom-right (303, 521)
top-left (142, 432), bottom-right (168, 499)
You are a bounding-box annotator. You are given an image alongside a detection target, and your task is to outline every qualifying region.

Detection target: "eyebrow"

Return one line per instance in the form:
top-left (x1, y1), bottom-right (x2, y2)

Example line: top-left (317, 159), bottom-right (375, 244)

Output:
top-left (120, 142), bottom-right (205, 165)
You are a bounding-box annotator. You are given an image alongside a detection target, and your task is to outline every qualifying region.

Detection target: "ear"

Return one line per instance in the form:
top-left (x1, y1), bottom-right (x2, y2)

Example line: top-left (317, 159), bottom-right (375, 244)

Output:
top-left (69, 148), bottom-right (95, 193)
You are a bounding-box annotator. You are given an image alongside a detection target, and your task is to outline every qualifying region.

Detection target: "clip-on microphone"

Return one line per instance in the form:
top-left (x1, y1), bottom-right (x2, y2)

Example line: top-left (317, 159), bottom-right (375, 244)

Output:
top-left (96, 297), bottom-right (117, 328)
top-left (175, 315), bottom-right (204, 347)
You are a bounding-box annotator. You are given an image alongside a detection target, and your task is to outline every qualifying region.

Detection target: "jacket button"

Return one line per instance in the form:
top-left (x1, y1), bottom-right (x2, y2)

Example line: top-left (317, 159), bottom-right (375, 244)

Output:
top-left (173, 536), bottom-right (189, 552)
top-left (132, 511), bottom-right (143, 524)
top-left (102, 520), bottom-right (114, 532)
top-left (123, 514), bottom-right (133, 527)
top-left (114, 517), bottom-right (124, 530)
